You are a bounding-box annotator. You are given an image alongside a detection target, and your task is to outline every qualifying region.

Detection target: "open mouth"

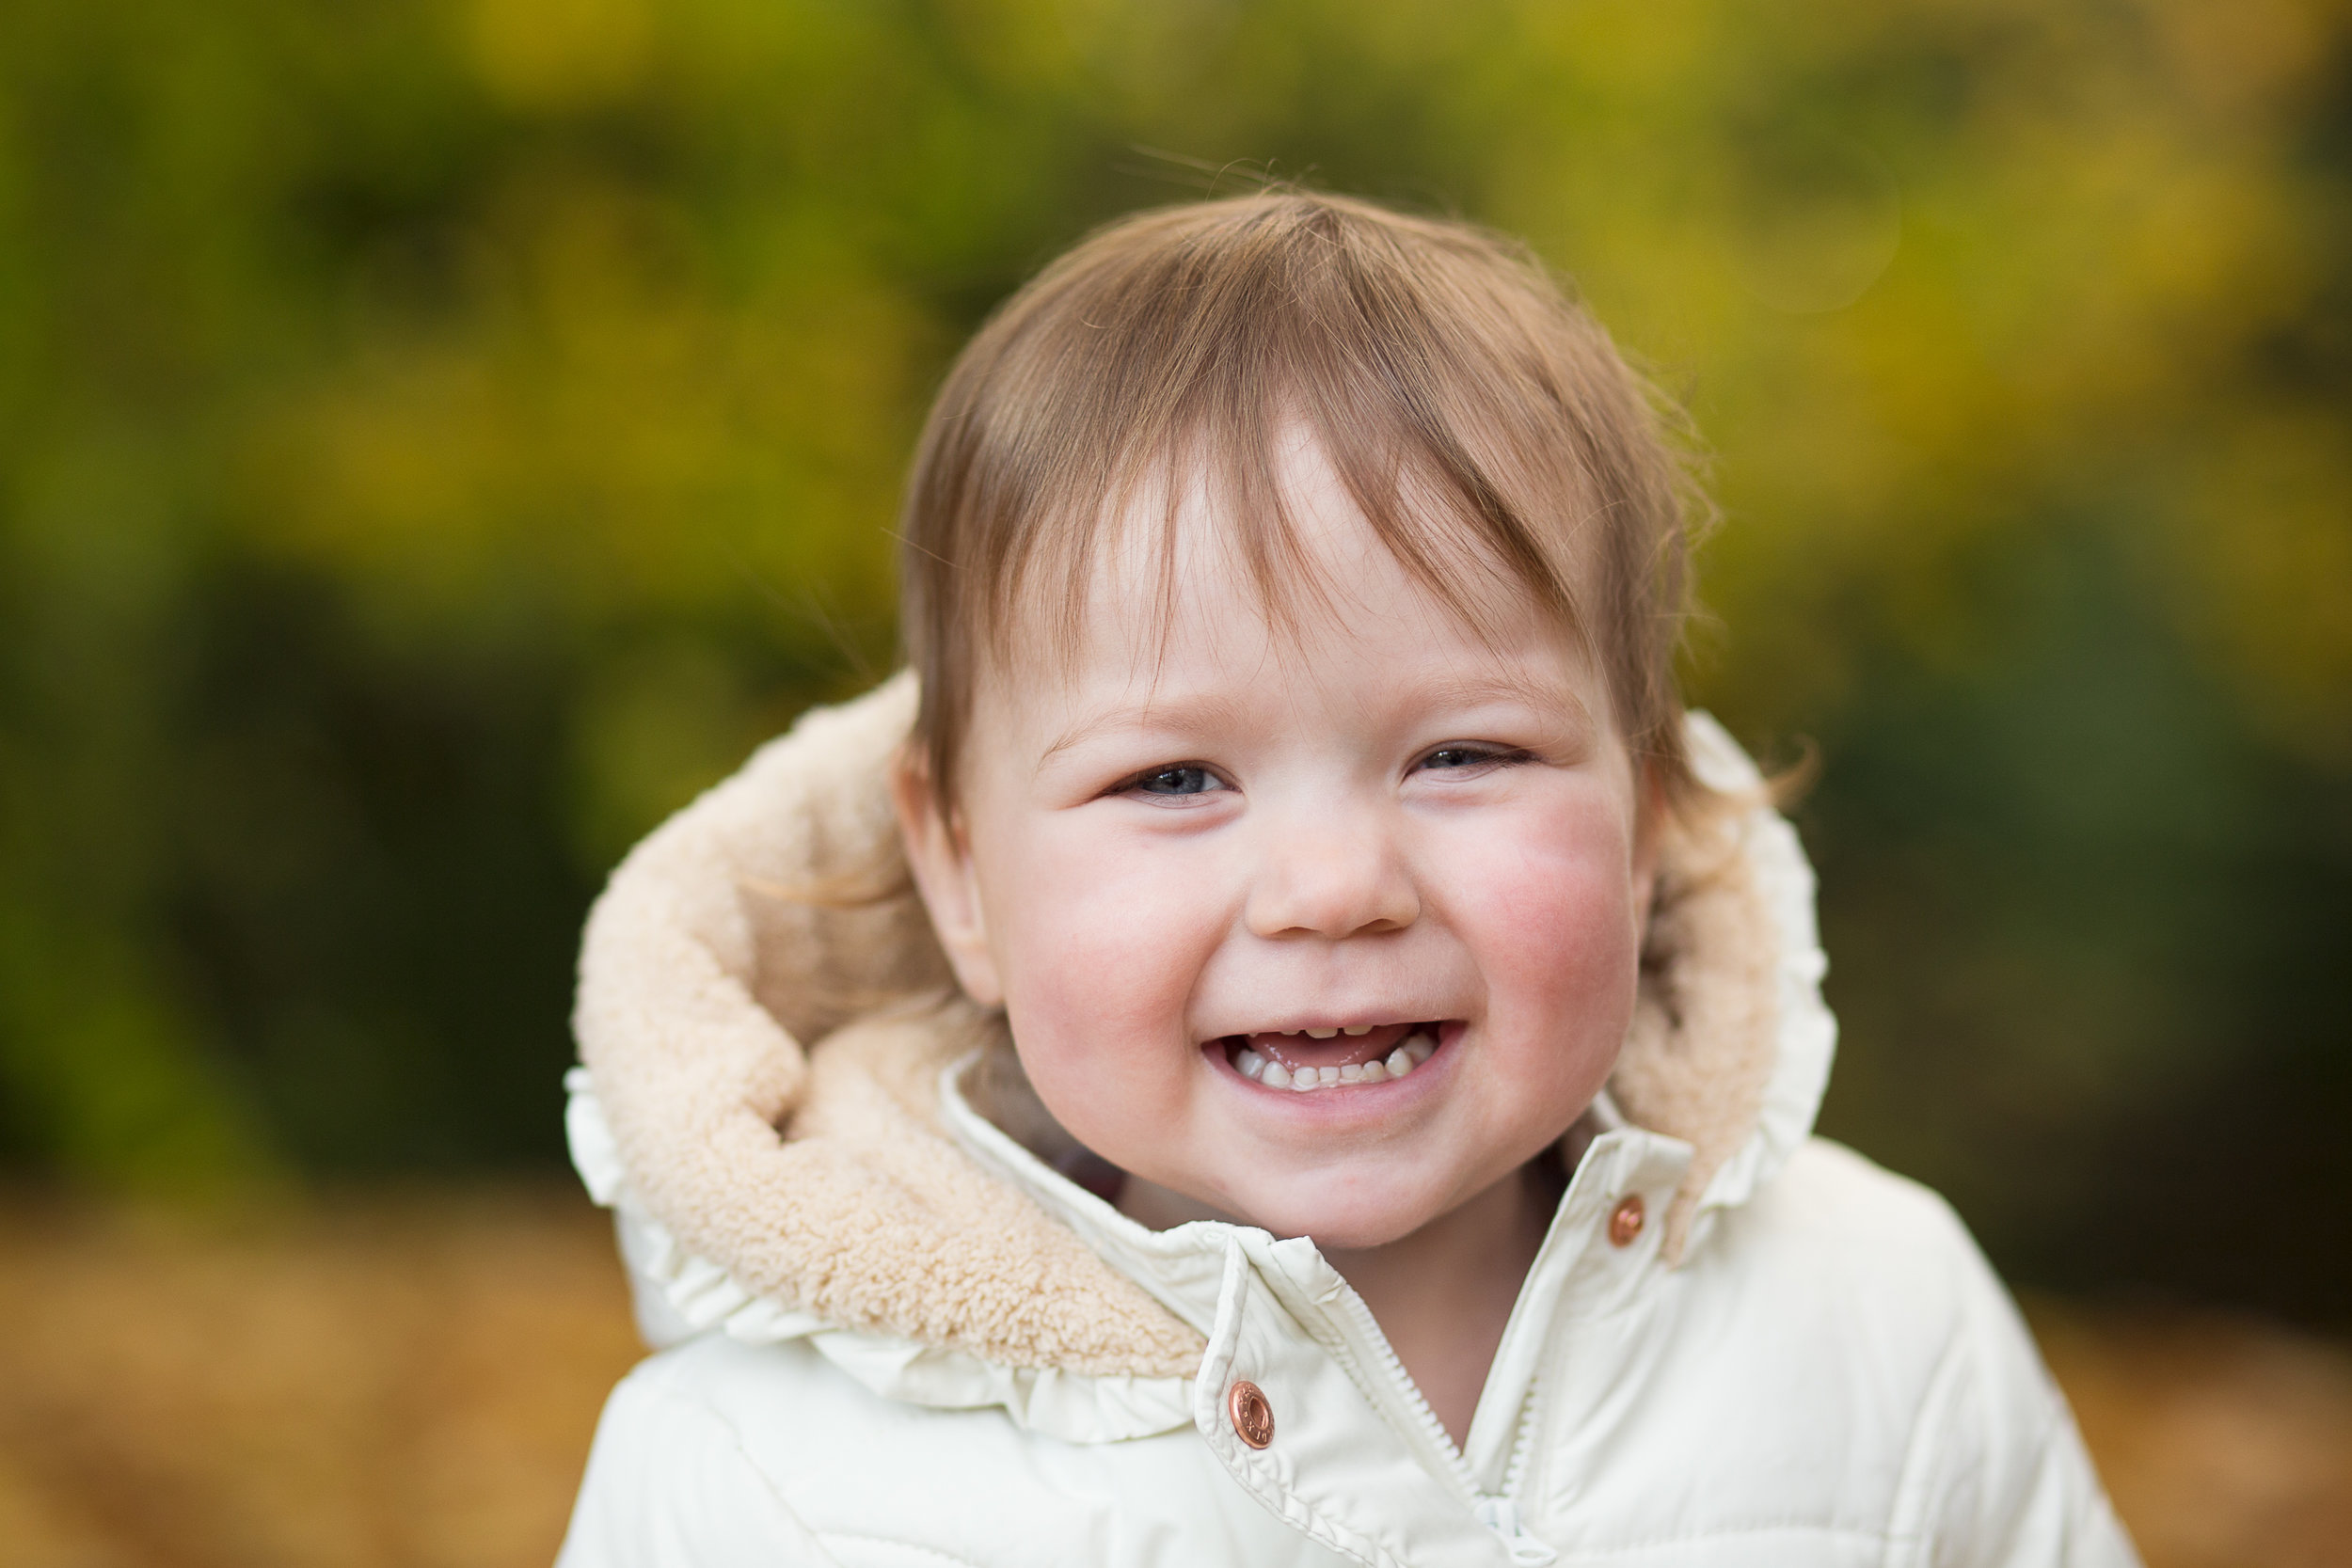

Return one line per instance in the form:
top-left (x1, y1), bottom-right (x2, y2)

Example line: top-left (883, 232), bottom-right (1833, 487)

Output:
top-left (1218, 1022), bottom-right (1446, 1093)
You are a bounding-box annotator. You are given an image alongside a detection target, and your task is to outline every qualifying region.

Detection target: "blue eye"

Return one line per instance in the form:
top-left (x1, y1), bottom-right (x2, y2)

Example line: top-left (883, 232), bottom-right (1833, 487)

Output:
top-left (1133, 765), bottom-right (1224, 796)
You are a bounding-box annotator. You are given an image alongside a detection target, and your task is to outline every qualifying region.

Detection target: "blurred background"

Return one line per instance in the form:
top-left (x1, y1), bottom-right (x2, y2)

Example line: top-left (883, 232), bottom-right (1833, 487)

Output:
top-left (1, 0), bottom-right (2346, 1563)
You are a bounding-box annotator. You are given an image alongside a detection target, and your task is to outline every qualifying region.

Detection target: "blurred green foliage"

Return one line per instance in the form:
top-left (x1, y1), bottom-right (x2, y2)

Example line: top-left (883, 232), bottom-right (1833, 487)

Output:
top-left (1, 0), bottom-right (2345, 1317)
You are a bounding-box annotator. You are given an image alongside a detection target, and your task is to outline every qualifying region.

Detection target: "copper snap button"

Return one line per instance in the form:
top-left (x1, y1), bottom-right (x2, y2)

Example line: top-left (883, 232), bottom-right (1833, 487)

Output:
top-left (1227, 1380), bottom-right (1274, 1449)
top-left (1608, 1193), bottom-right (1645, 1247)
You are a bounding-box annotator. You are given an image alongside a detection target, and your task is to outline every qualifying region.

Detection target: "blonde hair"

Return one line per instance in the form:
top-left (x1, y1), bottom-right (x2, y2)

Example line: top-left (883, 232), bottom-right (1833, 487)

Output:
top-left (899, 188), bottom-right (1710, 814)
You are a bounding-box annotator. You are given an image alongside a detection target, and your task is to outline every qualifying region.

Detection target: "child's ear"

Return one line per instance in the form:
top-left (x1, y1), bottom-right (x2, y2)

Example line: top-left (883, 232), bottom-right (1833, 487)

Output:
top-left (890, 750), bottom-right (1006, 1007)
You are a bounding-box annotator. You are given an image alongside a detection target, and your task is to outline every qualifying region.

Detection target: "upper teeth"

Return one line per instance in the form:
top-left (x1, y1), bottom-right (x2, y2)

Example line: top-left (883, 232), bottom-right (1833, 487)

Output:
top-left (1234, 1033), bottom-right (1436, 1092)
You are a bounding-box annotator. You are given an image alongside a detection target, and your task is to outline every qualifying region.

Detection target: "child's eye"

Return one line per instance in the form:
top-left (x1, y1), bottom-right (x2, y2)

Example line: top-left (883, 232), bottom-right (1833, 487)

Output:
top-left (1128, 765), bottom-right (1228, 798)
top-left (1418, 745), bottom-right (1531, 773)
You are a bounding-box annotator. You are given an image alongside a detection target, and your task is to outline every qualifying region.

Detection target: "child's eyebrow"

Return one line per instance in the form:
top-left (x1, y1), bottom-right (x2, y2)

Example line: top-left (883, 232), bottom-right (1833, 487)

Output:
top-left (1035, 691), bottom-right (1251, 769)
top-left (1416, 670), bottom-right (1595, 728)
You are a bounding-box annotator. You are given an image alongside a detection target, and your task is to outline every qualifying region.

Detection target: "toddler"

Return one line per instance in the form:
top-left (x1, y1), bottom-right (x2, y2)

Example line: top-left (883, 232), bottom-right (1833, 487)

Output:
top-left (557, 191), bottom-right (2137, 1566)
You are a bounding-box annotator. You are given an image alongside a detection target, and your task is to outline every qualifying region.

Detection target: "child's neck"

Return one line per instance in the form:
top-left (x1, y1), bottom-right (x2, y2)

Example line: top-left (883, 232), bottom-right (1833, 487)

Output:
top-left (1319, 1165), bottom-right (1555, 1449)
top-left (1119, 1153), bottom-right (1569, 1449)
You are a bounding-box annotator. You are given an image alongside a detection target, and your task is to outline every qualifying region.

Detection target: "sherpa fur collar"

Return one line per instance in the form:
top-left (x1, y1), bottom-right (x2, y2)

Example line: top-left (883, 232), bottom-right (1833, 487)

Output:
top-left (572, 673), bottom-right (1831, 1379)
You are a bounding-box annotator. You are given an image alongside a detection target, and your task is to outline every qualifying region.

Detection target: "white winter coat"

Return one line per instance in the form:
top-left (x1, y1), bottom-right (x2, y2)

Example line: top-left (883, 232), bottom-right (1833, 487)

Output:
top-left (557, 676), bottom-right (2138, 1568)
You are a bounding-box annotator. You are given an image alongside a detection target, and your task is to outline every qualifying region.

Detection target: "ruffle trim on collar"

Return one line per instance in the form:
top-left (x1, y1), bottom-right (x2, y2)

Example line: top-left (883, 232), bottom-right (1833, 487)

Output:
top-left (1678, 716), bottom-right (1836, 1252)
top-left (1613, 713), bottom-right (1839, 1260)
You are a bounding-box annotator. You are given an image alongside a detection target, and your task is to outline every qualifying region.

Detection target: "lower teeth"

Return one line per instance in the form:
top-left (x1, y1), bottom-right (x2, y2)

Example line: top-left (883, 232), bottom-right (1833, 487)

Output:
top-left (1236, 1033), bottom-right (1437, 1091)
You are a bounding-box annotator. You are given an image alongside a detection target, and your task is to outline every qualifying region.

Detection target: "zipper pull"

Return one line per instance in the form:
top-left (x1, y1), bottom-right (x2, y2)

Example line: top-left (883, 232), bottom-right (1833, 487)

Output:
top-left (1472, 1496), bottom-right (1558, 1565)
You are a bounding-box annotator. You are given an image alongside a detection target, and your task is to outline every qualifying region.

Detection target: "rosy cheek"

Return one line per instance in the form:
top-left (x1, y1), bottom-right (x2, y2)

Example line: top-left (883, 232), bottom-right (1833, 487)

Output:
top-left (991, 825), bottom-right (1214, 1085)
top-left (1448, 808), bottom-right (1641, 1048)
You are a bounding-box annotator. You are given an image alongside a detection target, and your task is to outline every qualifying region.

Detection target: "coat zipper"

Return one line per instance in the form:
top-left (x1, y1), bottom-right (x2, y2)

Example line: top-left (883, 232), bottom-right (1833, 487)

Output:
top-left (1501, 1375), bottom-right (1542, 1497)
top-left (1326, 1284), bottom-right (1481, 1497)
top-left (1318, 1281), bottom-right (1560, 1563)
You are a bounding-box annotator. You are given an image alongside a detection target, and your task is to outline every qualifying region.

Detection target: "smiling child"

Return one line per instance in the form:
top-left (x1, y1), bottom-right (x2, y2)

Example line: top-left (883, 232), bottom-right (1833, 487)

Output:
top-left (558, 191), bottom-right (2138, 1566)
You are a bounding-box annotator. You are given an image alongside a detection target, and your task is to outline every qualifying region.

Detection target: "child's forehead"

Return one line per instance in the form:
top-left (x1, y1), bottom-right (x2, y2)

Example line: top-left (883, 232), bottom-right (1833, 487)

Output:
top-left (984, 428), bottom-right (1594, 684)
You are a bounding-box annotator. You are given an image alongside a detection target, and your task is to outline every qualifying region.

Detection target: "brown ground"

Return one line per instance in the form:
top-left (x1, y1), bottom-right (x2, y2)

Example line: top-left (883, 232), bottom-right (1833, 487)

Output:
top-left (0, 1189), bottom-right (2343, 1568)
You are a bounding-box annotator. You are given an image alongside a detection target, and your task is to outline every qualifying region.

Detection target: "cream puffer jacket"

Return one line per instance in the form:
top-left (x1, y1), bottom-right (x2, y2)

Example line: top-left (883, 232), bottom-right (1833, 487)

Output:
top-left (557, 676), bottom-right (2138, 1568)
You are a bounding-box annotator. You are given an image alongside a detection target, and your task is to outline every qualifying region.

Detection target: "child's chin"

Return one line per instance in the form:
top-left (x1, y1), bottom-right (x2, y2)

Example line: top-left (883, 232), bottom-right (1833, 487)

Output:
top-left (1226, 1191), bottom-right (1440, 1253)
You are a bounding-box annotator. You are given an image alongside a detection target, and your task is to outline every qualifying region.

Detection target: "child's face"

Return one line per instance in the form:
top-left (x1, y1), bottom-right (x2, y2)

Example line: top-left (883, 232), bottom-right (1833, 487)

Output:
top-left (899, 438), bottom-right (1657, 1250)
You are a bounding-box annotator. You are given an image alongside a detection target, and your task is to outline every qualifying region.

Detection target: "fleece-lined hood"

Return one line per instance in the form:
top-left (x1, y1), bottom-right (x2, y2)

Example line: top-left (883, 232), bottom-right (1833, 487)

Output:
top-left (566, 673), bottom-right (1836, 1384)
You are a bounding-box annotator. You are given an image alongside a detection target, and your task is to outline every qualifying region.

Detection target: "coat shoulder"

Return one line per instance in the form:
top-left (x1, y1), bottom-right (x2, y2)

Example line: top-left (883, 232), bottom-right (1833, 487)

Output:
top-left (1751, 1136), bottom-right (1981, 1248)
top-left (1605, 1138), bottom-right (2025, 1465)
top-left (1719, 1135), bottom-right (2012, 1333)
top-left (1714, 1136), bottom-right (2063, 1426)
top-left (1522, 1139), bottom-right (2136, 1565)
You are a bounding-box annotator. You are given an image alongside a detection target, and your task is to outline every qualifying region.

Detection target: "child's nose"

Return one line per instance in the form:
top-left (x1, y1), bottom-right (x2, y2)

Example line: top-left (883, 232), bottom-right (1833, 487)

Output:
top-left (1242, 805), bottom-right (1421, 941)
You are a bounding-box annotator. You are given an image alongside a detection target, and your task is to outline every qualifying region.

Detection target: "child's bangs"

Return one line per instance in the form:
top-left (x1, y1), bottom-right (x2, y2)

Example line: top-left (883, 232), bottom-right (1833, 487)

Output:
top-left (977, 267), bottom-right (1598, 691)
top-left (991, 392), bottom-right (1585, 688)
